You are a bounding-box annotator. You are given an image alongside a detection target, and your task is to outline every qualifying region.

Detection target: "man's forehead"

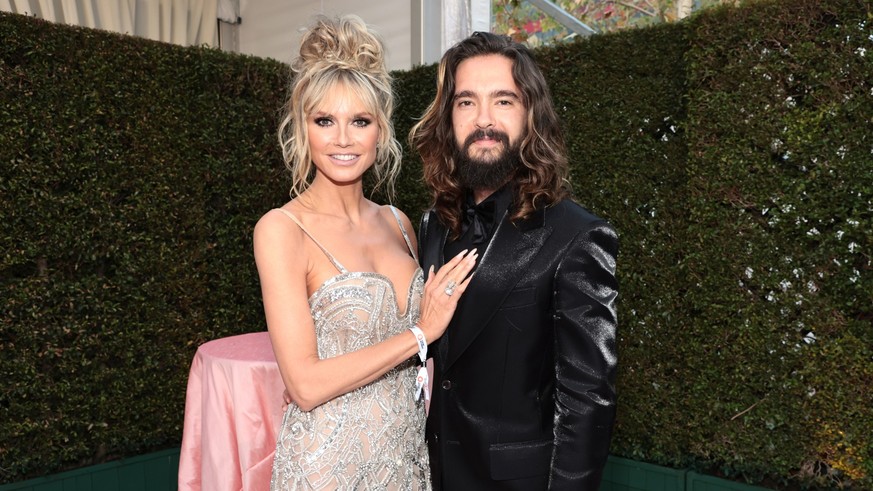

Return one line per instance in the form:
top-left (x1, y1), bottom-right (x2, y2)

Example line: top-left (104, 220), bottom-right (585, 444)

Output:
top-left (452, 55), bottom-right (519, 96)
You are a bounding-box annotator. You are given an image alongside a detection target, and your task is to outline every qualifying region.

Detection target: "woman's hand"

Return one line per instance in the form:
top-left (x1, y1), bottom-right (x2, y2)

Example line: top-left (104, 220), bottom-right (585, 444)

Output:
top-left (416, 249), bottom-right (478, 343)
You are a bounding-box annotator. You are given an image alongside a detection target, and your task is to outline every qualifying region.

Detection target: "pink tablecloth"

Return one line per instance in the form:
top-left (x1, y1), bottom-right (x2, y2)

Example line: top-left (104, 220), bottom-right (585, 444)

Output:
top-left (178, 332), bottom-right (285, 491)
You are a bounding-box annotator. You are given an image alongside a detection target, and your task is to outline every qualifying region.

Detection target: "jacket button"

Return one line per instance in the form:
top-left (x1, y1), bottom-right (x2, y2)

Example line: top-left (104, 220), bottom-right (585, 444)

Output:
top-left (441, 380), bottom-right (452, 390)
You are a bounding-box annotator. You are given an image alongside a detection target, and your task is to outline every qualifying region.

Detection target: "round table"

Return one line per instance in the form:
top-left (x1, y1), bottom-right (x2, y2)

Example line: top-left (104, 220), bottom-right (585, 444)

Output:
top-left (178, 332), bottom-right (285, 491)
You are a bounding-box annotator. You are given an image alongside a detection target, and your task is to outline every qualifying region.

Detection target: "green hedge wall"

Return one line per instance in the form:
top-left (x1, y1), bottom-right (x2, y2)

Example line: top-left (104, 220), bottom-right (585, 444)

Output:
top-left (678, 1), bottom-right (872, 487)
top-left (0, 12), bottom-right (290, 481)
top-left (1, 0), bottom-right (870, 488)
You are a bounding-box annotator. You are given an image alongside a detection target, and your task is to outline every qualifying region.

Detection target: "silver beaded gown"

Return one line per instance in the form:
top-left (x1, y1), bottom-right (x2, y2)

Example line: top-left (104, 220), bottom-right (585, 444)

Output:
top-left (270, 208), bottom-right (431, 490)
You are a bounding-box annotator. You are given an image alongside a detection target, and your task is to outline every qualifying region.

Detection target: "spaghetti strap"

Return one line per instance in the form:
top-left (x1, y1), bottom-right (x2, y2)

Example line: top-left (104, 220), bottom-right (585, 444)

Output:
top-left (273, 209), bottom-right (348, 274)
top-left (388, 206), bottom-right (418, 263)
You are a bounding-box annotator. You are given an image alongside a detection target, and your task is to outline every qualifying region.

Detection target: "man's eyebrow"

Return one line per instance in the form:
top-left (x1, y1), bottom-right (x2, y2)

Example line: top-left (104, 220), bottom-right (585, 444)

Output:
top-left (452, 89), bottom-right (520, 100)
top-left (493, 90), bottom-right (520, 100)
top-left (453, 90), bottom-right (475, 101)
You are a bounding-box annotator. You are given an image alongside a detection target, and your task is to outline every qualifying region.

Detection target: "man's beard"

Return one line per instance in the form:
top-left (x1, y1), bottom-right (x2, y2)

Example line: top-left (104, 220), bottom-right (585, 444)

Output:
top-left (454, 128), bottom-right (521, 191)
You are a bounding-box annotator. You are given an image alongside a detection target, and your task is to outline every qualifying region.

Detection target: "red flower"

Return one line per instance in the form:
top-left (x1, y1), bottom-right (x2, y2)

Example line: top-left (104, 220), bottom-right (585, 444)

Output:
top-left (523, 19), bottom-right (541, 34)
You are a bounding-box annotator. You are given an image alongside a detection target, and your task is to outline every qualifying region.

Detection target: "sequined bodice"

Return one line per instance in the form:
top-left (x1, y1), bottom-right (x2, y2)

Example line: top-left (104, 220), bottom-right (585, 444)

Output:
top-left (271, 208), bottom-right (431, 490)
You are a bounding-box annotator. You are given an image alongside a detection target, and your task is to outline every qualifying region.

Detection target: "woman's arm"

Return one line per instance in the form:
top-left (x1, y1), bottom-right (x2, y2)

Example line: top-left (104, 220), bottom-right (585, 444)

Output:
top-left (254, 209), bottom-right (475, 411)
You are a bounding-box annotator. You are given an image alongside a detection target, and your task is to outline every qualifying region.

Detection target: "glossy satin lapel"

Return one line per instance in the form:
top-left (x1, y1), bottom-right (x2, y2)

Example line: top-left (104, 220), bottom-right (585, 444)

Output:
top-left (444, 209), bottom-right (551, 370)
top-left (420, 211), bottom-right (449, 272)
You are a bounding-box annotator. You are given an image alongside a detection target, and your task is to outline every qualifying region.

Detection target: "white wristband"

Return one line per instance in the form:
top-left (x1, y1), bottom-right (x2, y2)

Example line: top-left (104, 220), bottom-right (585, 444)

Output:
top-left (409, 326), bottom-right (429, 402)
top-left (414, 365), bottom-right (429, 402)
top-left (409, 326), bottom-right (427, 363)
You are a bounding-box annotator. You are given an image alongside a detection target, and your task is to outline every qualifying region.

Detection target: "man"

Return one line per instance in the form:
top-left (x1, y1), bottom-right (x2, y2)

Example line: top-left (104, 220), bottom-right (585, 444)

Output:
top-left (410, 32), bottom-right (619, 490)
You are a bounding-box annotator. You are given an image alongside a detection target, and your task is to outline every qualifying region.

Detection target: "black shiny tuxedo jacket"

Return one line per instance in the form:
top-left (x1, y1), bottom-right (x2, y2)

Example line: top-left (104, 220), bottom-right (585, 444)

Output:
top-left (418, 199), bottom-right (619, 491)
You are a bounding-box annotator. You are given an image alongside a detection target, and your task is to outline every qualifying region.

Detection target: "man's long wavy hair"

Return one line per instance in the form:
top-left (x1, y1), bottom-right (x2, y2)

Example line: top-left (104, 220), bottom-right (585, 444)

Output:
top-left (409, 32), bottom-right (569, 236)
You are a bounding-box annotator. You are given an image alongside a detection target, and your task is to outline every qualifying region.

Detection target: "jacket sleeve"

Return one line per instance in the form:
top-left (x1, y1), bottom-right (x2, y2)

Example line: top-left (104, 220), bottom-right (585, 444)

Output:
top-left (549, 220), bottom-right (619, 491)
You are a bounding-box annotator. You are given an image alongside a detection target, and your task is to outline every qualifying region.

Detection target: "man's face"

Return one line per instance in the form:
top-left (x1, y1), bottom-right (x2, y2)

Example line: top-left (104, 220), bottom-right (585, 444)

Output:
top-left (451, 54), bottom-right (526, 171)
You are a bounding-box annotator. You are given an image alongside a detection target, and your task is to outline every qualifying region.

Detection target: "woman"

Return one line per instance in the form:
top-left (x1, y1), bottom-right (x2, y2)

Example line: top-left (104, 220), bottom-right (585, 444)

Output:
top-left (253, 15), bottom-right (476, 490)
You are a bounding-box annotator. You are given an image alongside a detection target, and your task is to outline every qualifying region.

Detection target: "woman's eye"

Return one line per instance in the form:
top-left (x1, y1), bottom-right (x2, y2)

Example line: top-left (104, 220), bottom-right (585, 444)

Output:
top-left (314, 117), bottom-right (333, 127)
top-left (352, 118), bottom-right (372, 127)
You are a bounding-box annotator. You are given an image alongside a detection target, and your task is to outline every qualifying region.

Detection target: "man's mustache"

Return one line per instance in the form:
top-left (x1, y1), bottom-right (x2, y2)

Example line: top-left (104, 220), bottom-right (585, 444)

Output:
top-left (462, 128), bottom-right (510, 151)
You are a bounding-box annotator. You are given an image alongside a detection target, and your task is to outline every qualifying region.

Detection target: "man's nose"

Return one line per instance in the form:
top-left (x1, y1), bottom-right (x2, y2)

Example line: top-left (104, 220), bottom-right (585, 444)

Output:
top-left (474, 105), bottom-right (494, 129)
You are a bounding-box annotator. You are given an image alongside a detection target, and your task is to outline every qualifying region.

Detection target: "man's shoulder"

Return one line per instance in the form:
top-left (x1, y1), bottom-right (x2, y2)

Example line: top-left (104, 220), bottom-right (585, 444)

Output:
top-left (547, 199), bottom-right (612, 229)
top-left (547, 200), bottom-right (619, 257)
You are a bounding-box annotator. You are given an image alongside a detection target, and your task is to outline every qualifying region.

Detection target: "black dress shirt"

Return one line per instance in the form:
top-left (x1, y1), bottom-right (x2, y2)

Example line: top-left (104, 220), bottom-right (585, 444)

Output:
top-left (444, 186), bottom-right (512, 262)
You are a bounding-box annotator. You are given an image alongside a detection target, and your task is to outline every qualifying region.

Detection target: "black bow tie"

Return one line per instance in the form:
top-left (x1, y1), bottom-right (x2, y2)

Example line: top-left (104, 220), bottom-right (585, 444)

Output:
top-left (461, 199), bottom-right (496, 245)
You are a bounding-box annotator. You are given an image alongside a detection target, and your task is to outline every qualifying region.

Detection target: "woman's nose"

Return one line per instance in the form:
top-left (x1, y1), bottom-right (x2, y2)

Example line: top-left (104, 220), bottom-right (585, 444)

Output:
top-left (335, 126), bottom-right (351, 146)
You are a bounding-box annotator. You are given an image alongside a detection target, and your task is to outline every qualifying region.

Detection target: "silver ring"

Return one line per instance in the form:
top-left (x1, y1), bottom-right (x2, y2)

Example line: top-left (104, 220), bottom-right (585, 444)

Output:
top-left (444, 280), bottom-right (456, 296)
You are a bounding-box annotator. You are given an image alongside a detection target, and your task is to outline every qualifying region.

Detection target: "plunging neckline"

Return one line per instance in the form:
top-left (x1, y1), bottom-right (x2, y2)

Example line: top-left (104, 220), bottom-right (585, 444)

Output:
top-left (308, 267), bottom-right (423, 319)
top-left (273, 207), bottom-right (421, 317)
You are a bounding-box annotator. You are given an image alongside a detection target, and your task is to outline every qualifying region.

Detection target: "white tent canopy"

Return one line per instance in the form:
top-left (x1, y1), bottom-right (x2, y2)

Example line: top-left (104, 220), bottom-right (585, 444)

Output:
top-left (0, 1), bottom-right (602, 70)
top-left (0, 0), bottom-right (233, 47)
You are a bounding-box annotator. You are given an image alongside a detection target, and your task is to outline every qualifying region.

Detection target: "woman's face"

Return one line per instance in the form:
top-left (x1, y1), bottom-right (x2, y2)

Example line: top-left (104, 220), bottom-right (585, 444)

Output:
top-left (307, 84), bottom-right (380, 187)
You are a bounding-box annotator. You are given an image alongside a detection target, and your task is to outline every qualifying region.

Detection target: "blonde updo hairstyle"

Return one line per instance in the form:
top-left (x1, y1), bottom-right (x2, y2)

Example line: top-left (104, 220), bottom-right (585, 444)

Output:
top-left (278, 15), bottom-right (402, 200)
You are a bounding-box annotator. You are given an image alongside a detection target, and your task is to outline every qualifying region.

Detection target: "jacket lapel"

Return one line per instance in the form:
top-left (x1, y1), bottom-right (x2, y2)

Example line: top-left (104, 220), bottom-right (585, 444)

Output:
top-left (443, 207), bottom-right (552, 371)
top-left (419, 210), bottom-right (449, 271)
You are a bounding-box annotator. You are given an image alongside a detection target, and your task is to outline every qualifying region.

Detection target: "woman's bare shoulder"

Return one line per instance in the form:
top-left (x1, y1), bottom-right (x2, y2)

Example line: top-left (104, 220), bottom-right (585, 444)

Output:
top-left (253, 206), bottom-right (308, 251)
top-left (377, 203), bottom-right (418, 247)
